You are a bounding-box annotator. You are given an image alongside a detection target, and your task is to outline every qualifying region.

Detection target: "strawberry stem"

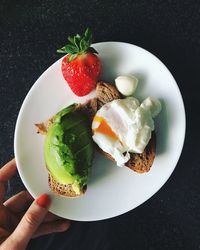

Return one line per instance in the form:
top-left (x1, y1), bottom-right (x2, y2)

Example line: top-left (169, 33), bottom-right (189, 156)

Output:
top-left (57, 28), bottom-right (98, 62)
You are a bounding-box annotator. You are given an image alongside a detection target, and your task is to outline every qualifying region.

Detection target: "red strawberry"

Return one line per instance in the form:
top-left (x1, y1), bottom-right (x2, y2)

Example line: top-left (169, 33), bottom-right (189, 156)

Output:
top-left (57, 28), bottom-right (101, 96)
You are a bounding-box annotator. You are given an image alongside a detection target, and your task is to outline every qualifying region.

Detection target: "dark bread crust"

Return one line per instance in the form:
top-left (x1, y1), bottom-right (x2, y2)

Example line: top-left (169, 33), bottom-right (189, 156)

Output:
top-left (48, 172), bottom-right (86, 198)
top-left (97, 133), bottom-right (156, 173)
top-left (125, 133), bottom-right (156, 173)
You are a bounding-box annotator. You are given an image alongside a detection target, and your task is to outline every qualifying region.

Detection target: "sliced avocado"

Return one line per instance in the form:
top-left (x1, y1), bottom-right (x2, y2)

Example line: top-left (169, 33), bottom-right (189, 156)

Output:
top-left (44, 104), bottom-right (94, 194)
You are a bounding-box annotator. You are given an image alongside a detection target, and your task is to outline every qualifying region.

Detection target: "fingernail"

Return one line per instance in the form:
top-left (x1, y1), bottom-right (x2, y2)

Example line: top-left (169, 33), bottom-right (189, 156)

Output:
top-left (36, 193), bottom-right (51, 208)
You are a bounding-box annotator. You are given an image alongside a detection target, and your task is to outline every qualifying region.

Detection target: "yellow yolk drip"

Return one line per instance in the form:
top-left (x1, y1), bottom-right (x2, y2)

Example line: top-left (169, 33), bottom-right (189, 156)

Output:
top-left (93, 116), bottom-right (119, 141)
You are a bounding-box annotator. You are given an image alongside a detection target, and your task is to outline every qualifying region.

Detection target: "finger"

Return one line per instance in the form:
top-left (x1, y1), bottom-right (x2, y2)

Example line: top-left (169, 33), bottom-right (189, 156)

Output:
top-left (44, 212), bottom-right (65, 222)
top-left (4, 191), bottom-right (33, 213)
top-left (16, 209), bottom-right (62, 223)
top-left (0, 182), bottom-right (7, 202)
top-left (8, 194), bottom-right (51, 249)
top-left (33, 220), bottom-right (71, 238)
top-left (0, 159), bottom-right (17, 182)
top-left (0, 204), bottom-right (19, 232)
top-left (0, 159), bottom-right (16, 201)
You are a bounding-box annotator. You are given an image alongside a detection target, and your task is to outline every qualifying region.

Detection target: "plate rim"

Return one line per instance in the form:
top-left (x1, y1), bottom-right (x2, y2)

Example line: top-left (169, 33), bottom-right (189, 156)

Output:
top-left (14, 41), bottom-right (186, 221)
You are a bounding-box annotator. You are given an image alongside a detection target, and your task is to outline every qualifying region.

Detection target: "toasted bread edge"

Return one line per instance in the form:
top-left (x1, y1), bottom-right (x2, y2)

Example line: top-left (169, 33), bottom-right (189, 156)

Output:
top-left (97, 133), bottom-right (156, 173)
top-left (48, 172), bottom-right (87, 198)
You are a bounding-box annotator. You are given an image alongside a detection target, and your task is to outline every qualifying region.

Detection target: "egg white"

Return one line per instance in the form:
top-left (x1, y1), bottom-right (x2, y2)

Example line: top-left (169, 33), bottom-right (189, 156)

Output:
top-left (92, 97), bottom-right (161, 167)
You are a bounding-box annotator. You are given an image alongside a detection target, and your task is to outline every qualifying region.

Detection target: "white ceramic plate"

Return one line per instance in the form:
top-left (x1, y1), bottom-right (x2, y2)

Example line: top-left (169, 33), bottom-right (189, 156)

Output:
top-left (14, 42), bottom-right (186, 221)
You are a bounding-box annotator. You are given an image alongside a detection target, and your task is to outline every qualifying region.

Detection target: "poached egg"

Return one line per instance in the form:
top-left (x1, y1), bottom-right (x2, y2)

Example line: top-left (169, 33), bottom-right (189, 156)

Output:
top-left (92, 97), bottom-right (161, 167)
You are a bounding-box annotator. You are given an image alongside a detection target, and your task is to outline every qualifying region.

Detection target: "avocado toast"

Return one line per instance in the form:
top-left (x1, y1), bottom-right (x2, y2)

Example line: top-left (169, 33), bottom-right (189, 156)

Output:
top-left (36, 104), bottom-right (94, 197)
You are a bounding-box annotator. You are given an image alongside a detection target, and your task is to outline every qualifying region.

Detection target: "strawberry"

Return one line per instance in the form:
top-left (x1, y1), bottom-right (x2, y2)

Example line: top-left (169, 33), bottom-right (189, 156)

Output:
top-left (57, 28), bottom-right (101, 96)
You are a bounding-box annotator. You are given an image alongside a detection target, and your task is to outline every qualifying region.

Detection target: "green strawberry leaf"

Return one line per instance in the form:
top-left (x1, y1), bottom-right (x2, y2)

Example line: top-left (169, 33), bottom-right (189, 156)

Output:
top-left (68, 54), bottom-right (77, 62)
top-left (57, 47), bottom-right (68, 53)
top-left (85, 28), bottom-right (93, 44)
top-left (68, 36), bottom-right (75, 44)
top-left (85, 28), bottom-right (89, 37)
top-left (57, 44), bottom-right (78, 54)
top-left (74, 35), bottom-right (81, 50)
top-left (80, 38), bottom-right (89, 51)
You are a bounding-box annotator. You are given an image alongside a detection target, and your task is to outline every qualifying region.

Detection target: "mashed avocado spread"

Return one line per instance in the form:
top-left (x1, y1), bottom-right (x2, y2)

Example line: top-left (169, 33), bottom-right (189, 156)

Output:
top-left (44, 104), bottom-right (94, 194)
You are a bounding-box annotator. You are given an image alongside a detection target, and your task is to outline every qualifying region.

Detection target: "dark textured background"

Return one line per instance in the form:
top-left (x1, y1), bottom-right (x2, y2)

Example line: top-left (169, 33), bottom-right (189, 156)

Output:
top-left (0, 0), bottom-right (200, 249)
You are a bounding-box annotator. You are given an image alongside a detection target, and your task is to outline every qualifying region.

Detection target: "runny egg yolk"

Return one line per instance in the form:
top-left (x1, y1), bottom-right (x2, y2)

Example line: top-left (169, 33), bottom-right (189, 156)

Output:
top-left (93, 116), bottom-right (119, 141)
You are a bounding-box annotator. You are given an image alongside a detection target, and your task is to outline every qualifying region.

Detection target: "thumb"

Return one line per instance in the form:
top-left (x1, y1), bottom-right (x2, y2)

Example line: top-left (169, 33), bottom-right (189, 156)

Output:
top-left (9, 193), bottom-right (51, 249)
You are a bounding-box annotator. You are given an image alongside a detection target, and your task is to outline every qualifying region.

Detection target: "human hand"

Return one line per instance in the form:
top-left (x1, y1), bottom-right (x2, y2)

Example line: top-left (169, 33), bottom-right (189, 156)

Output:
top-left (0, 159), bottom-right (70, 250)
